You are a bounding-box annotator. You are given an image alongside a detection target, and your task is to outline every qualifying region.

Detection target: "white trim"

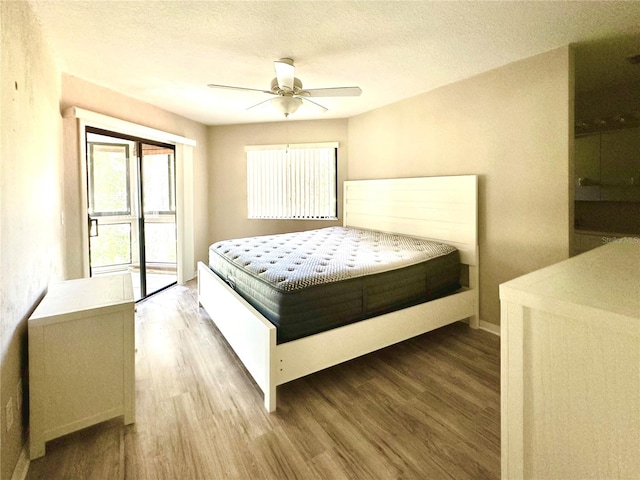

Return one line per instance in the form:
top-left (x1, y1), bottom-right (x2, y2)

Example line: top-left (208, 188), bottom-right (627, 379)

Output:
top-left (77, 118), bottom-right (90, 278)
top-left (175, 144), bottom-right (196, 282)
top-left (62, 107), bottom-right (196, 147)
top-left (244, 141), bottom-right (338, 151)
top-left (480, 320), bottom-right (500, 336)
top-left (10, 442), bottom-right (29, 480)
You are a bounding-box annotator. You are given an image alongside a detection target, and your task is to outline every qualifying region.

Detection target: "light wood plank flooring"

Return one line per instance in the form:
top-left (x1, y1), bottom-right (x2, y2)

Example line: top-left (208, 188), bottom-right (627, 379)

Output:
top-left (27, 280), bottom-right (500, 479)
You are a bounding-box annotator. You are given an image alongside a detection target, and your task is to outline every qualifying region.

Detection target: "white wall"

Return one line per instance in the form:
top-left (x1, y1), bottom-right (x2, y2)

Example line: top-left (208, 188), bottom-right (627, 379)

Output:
top-left (348, 46), bottom-right (574, 326)
top-left (0, 2), bottom-right (64, 478)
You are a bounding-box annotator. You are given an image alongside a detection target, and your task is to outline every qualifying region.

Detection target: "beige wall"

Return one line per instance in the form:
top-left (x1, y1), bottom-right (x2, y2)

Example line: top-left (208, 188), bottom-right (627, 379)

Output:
top-left (0, 2), bottom-right (65, 478)
top-left (60, 74), bottom-right (210, 279)
top-left (348, 46), bottom-right (574, 326)
top-left (208, 119), bottom-right (348, 243)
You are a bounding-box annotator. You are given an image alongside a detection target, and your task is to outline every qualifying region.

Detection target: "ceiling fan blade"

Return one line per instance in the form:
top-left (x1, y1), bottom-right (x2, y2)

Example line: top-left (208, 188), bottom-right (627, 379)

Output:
top-left (302, 86), bottom-right (362, 97)
top-left (207, 83), bottom-right (273, 95)
top-left (245, 98), bottom-right (274, 111)
top-left (300, 96), bottom-right (328, 112)
top-left (274, 58), bottom-right (295, 91)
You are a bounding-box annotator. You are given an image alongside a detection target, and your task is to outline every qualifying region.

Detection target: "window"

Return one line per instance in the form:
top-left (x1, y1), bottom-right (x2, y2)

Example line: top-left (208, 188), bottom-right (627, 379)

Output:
top-left (142, 144), bottom-right (176, 214)
top-left (246, 142), bottom-right (338, 219)
top-left (87, 142), bottom-right (131, 216)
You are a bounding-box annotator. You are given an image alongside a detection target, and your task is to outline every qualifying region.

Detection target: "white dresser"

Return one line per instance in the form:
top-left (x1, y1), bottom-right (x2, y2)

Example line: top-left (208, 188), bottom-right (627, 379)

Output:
top-left (28, 274), bottom-right (135, 459)
top-left (500, 240), bottom-right (639, 479)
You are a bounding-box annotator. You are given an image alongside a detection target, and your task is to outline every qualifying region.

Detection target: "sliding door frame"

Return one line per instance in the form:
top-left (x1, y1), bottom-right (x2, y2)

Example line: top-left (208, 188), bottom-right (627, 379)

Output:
top-left (63, 107), bottom-right (196, 285)
top-left (85, 126), bottom-right (177, 298)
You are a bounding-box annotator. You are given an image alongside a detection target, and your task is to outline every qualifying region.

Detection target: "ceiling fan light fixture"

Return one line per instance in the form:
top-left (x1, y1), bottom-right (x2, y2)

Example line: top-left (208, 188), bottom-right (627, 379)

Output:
top-left (271, 96), bottom-right (303, 117)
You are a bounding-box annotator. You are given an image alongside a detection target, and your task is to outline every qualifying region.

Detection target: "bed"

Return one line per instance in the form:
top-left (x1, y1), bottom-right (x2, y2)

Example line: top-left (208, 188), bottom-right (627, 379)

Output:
top-left (198, 175), bottom-right (479, 411)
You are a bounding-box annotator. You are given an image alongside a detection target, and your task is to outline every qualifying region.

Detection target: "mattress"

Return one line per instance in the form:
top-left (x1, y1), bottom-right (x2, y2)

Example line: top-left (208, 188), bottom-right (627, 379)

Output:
top-left (209, 226), bottom-right (461, 344)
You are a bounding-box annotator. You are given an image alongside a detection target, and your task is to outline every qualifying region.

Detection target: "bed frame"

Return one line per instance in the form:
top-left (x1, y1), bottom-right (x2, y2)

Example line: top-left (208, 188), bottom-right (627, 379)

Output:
top-left (198, 175), bottom-right (478, 412)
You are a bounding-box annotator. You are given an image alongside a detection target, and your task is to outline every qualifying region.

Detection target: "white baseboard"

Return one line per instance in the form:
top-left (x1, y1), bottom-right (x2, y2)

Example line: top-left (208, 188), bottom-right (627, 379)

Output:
top-left (479, 319), bottom-right (500, 336)
top-left (11, 442), bottom-right (29, 480)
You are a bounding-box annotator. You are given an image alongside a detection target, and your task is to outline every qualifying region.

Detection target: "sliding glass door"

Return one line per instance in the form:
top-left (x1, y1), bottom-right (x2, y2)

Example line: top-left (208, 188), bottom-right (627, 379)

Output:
top-left (86, 128), bottom-right (177, 300)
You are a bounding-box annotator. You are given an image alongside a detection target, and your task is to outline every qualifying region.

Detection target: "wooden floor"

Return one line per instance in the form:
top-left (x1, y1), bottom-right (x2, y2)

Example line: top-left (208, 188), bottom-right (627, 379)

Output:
top-left (26, 281), bottom-right (500, 480)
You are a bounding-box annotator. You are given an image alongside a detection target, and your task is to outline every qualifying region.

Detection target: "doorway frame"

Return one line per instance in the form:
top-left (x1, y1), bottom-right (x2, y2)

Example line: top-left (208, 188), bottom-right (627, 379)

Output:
top-left (63, 107), bottom-right (197, 285)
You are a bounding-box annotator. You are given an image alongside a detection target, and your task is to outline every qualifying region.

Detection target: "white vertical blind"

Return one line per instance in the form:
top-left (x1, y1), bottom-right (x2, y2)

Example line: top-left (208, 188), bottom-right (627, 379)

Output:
top-left (246, 143), bottom-right (337, 219)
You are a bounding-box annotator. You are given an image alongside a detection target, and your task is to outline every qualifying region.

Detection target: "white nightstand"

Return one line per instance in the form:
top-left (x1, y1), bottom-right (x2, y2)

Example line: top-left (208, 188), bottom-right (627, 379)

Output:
top-left (28, 274), bottom-right (135, 459)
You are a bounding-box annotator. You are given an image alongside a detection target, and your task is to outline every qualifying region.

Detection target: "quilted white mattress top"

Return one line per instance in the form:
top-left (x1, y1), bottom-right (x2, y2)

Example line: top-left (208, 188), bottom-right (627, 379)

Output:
top-left (209, 227), bottom-right (457, 293)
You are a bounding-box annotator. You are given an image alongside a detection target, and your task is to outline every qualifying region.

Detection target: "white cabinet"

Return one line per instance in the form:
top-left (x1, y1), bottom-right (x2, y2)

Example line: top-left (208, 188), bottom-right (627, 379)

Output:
top-left (500, 241), bottom-right (639, 479)
top-left (28, 274), bottom-right (135, 459)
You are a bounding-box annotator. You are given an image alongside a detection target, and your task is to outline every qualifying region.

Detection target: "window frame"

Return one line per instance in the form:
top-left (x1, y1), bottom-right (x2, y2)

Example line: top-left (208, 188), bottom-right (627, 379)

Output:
top-left (87, 141), bottom-right (132, 217)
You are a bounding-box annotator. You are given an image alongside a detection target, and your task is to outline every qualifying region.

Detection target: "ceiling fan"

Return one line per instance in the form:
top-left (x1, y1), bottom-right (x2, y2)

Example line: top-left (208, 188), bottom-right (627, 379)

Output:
top-left (207, 58), bottom-right (362, 117)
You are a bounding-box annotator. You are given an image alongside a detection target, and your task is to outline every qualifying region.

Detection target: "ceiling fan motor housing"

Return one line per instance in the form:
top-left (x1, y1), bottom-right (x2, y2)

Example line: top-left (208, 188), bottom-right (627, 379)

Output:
top-left (271, 77), bottom-right (304, 95)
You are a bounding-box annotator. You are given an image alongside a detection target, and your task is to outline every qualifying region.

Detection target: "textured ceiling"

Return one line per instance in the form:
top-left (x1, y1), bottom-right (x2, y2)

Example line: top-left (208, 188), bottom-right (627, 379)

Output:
top-left (28, 0), bottom-right (640, 126)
